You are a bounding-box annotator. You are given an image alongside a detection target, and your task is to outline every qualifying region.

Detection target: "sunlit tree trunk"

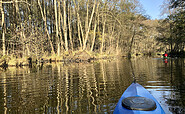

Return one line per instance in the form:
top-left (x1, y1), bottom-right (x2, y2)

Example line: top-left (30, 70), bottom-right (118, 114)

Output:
top-left (58, 1), bottom-right (64, 53)
top-left (128, 25), bottom-right (136, 58)
top-left (116, 32), bottom-right (120, 55)
top-left (78, 22), bottom-right (83, 49)
top-left (72, 0), bottom-right (83, 49)
top-left (38, 0), bottom-right (55, 55)
top-left (100, 16), bottom-right (106, 54)
top-left (15, 0), bottom-right (19, 15)
top-left (13, 0), bottom-right (18, 30)
top-left (100, 0), bottom-right (107, 54)
top-left (91, 1), bottom-right (99, 52)
top-left (1, 1), bottom-right (6, 56)
top-left (24, 0), bottom-right (31, 56)
top-left (90, 19), bottom-right (97, 52)
top-left (108, 23), bottom-right (115, 53)
top-left (83, 0), bottom-right (96, 50)
top-left (15, 0), bottom-right (26, 57)
top-left (63, 0), bottom-right (68, 51)
top-left (2, 14), bottom-right (5, 56)
top-left (68, 1), bottom-right (73, 51)
top-left (54, 0), bottom-right (60, 56)
top-left (85, 0), bottom-right (89, 43)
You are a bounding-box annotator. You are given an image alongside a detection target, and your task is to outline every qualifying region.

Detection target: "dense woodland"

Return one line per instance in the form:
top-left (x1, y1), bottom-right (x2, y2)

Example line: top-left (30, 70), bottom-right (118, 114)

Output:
top-left (0, 0), bottom-right (184, 62)
top-left (159, 0), bottom-right (185, 57)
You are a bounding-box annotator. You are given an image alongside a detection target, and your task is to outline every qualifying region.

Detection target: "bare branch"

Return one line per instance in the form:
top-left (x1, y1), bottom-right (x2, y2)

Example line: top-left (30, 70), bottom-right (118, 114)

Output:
top-left (1, 0), bottom-right (31, 6)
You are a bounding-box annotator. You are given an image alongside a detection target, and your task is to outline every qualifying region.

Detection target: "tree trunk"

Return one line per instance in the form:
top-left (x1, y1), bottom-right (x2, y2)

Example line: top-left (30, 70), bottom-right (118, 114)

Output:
top-left (100, 0), bottom-right (107, 54)
top-left (54, 0), bottom-right (60, 56)
top-left (58, 1), bottom-right (64, 53)
top-left (2, 14), bottom-right (5, 56)
top-left (83, 0), bottom-right (96, 50)
top-left (100, 18), bottom-right (106, 54)
top-left (68, 1), bottom-right (73, 51)
top-left (77, 19), bottom-right (83, 49)
top-left (63, 0), bottom-right (68, 52)
top-left (90, 19), bottom-right (97, 52)
top-left (13, 0), bottom-right (18, 30)
top-left (110, 23), bottom-right (115, 51)
top-left (1, 2), bottom-right (6, 56)
top-left (90, 1), bottom-right (99, 52)
top-left (72, 0), bottom-right (83, 49)
top-left (85, 0), bottom-right (89, 42)
top-left (116, 32), bottom-right (120, 55)
top-left (38, 0), bottom-right (55, 55)
top-left (128, 25), bottom-right (136, 58)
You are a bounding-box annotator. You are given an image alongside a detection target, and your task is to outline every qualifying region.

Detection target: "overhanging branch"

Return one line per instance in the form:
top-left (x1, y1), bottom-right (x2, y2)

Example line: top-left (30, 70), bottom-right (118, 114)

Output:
top-left (0, 1), bottom-right (31, 6)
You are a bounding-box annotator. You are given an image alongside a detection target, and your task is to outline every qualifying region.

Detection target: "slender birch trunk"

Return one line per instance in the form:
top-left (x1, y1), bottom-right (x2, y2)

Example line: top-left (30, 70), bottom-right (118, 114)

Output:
top-left (63, 0), bottom-right (68, 52)
top-left (68, 1), bottom-right (73, 51)
top-left (54, 0), bottom-right (60, 56)
top-left (54, 0), bottom-right (59, 39)
top-left (16, 0), bottom-right (26, 57)
top-left (85, 0), bottom-right (89, 39)
top-left (1, 1), bottom-right (6, 55)
top-left (116, 32), bottom-right (120, 55)
top-left (83, 0), bottom-right (96, 50)
top-left (38, 0), bottom-right (55, 55)
top-left (128, 25), bottom-right (136, 58)
top-left (100, 18), bottom-right (106, 54)
top-left (108, 23), bottom-right (115, 53)
top-left (72, 0), bottom-right (83, 49)
top-left (77, 19), bottom-right (83, 49)
top-left (77, 1), bottom-right (85, 49)
top-left (58, 1), bottom-right (64, 52)
top-left (100, 0), bottom-right (107, 54)
top-left (91, 1), bottom-right (99, 52)
top-left (2, 11), bottom-right (6, 56)
top-left (90, 19), bottom-right (97, 52)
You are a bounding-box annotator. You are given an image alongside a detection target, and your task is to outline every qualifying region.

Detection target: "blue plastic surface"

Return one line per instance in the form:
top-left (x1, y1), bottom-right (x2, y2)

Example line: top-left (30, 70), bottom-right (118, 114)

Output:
top-left (113, 82), bottom-right (165, 114)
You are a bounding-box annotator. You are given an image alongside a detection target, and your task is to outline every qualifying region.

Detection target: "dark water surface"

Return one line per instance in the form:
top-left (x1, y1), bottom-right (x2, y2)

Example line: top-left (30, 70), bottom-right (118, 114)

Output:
top-left (0, 58), bottom-right (185, 114)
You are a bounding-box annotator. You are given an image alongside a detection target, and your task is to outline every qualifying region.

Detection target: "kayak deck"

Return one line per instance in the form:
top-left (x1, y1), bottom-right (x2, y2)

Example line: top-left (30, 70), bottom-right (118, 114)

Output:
top-left (114, 82), bottom-right (165, 114)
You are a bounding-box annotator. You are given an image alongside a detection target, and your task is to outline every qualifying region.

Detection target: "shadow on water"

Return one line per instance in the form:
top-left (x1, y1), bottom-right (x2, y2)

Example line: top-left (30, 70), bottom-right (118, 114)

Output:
top-left (133, 58), bottom-right (185, 114)
top-left (0, 58), bottom-right (184, 113)
top-left (165, 59), bottom-right (185, 113)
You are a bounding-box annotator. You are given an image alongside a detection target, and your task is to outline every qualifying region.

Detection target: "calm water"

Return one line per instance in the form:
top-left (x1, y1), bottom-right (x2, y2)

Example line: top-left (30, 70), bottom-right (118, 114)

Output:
top-left (0, 58), bottom-right (185, 114)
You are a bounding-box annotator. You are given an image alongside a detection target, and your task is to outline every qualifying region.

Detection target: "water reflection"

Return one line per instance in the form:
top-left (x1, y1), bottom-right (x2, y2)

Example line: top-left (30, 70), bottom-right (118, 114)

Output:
top-left (0, 58), bottom-right (185, 113)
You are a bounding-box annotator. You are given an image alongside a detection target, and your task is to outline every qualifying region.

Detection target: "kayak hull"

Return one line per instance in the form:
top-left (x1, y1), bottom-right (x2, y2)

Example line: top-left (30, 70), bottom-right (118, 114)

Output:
top-left (114, 83), bottom-right (165, 114)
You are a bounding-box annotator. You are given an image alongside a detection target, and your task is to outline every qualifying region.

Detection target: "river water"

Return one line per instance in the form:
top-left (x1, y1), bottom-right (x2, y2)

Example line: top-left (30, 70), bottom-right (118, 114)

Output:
top-left (0, 58), bottom-right (184, 114)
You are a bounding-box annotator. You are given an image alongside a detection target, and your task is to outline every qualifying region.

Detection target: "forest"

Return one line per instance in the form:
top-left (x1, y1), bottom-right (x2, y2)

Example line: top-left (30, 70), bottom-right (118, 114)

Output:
top-left (0, 0), bottom-right (185, 65)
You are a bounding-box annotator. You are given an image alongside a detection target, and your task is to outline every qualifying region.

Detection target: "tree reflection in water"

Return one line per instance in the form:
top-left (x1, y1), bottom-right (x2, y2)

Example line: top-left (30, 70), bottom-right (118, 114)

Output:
top-left (0, 58), bottom-right (184, 114)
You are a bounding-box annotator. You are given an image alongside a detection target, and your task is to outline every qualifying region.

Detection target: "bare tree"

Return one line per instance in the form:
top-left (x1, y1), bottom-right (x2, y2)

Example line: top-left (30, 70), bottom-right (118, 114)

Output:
top-left (54, 0), bottom-right (61, 56)
top-left (72, 0), bottom-right (83, 50)
top-left (91, 1), bottom-right (100, 52)
top-left (0, 0), bottom-right (5, 55)
top-left (83, 0), bottom-right (97, 50)
top-left (68, 0), bottom-right (73, 51)
top-left (100, 0), bottom-right (107, 54)
top-left (63, 0), bottom-right (68, 52)
top-left (38, 0), bottom-right (55, 55)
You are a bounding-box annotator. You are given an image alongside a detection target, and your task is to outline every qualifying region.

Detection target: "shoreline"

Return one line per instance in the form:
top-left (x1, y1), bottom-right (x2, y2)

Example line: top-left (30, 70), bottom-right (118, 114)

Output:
top-left (0, 50), bottom-right (119, 68)
top-left (0, 51), bottom-right (169, 69)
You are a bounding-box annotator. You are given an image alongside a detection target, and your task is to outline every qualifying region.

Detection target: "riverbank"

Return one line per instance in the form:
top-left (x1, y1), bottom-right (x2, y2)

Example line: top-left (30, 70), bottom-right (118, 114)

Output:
top-left (0, 50), bottom-right (118, 68)
top-left (0, 50), bottom-right (168, 69)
